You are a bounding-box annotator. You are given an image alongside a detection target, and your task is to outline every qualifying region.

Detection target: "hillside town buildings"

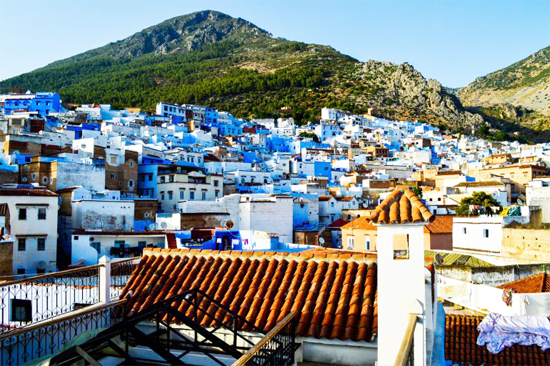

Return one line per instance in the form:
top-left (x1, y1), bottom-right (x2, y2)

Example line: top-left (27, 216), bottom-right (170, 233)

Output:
top-left (3, 93), bottom-right (550, 365)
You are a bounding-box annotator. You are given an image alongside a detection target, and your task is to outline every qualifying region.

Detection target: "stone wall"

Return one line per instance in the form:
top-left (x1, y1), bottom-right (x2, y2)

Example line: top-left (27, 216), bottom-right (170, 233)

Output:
top-left (502, 228), bottom-right (550, 261)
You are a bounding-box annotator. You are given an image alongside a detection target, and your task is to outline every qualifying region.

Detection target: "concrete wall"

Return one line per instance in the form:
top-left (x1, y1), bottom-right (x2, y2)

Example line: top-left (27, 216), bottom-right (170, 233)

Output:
top-left (239, 196), bottom-right (293, 243)
top-left (57, 161), bottom-right (105, 191)
top-left (377, 224), bottom-right (427, 365)
top-left (72, 200), bottom-right (134, 231)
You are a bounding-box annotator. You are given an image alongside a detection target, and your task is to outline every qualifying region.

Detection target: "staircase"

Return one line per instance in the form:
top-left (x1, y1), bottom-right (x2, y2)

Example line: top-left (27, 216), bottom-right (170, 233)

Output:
top-left (49, 289), bottom-right (297, 365)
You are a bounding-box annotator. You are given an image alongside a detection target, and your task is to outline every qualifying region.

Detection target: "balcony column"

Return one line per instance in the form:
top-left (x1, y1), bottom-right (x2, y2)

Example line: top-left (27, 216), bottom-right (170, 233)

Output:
top-left (99, 256), bottom-right (111, 304)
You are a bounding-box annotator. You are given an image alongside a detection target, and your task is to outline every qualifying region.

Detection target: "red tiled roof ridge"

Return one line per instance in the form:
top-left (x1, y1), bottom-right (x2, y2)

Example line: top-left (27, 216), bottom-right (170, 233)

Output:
top-left (368, 187), bottom-right (434, 224)
top-left (142, 247), bottom-right (377, 264)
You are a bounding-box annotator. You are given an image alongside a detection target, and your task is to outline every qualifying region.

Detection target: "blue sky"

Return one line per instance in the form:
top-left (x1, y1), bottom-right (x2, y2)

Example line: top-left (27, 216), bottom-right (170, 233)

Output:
top-left (0, 0), bottom-right (548, 87)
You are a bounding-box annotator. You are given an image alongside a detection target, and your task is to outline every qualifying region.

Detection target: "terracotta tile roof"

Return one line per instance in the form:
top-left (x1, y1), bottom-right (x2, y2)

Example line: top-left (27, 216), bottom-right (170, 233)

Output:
top-left (121, 248), bottom-right (378, 342)
top-left (318, 195), bottom-right (333, 202)
top-left (368, 188), bottom-right (434, 224)
top-left (335, 196), bottom-right (355, 202)
top-left (424, 216), bottom-right (454, 234)
top-left (326, 218), bottom-right (349, 229)
top-left (497, 273), bottom-right (550, 293)
top-left (0, 188), bottom-right (58, 197)
top-left (445, 314), bottom-right (550, 365)
top-left (341, 216), bottom-right (377, 231)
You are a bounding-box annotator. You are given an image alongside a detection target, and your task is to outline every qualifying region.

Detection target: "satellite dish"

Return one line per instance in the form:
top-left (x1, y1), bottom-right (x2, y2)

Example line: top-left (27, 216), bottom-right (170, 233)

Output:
top-left (160, 222), bottom-right (168, 229)
top-left (226, 220), bottom-right (234, 229)
top-left (319, 237), bottom-right (325, 245)
top-left (220, 220), bottom-right (228, 228)
top-left (148, 223), bottom-right (157, 230)
top-left (434, 253), bottom-right (444, 266)
top-left (22, 177), bottom-right (28, 183)
top-left (37, 261), bottom-right (47, 270)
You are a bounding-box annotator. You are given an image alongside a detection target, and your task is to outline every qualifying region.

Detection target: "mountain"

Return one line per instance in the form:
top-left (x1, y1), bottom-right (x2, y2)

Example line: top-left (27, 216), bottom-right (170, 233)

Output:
top-left (0, 10), bottom-right (484, 131)
top-left (459, 45), bottom-right (550, 135)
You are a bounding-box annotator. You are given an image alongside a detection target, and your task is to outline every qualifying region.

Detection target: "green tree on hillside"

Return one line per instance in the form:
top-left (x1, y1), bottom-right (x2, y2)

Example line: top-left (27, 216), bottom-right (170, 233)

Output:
top-left (455, 191), bottom-right (501, 216)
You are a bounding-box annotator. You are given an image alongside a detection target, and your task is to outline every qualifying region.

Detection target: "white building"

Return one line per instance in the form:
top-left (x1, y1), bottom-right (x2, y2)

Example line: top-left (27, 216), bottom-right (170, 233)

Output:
top-left (178, 193), bottom-right (294, 243)
top-left (71, 231), bottom-right (168, 265)
top-left (526, 178), bottom-right (550, 223)
top-left (157, 170), bottom-right (223, 212)
top-left (318, 195), bottom-right (359, 225)
top-left (0, 187), bottom-right (59, 275)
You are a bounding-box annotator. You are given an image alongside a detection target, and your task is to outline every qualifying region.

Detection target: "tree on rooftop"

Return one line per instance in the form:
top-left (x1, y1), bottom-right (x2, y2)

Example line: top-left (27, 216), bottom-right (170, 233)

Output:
top-left (455, 191), bottom-right (502, 216)
top-left (298, 131), bottom-right (319, 143)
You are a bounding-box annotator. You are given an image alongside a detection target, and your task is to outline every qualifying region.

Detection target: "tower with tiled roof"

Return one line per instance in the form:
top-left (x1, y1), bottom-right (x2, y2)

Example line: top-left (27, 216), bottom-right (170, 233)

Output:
top-left (373, 187), bottom-right (436, 365)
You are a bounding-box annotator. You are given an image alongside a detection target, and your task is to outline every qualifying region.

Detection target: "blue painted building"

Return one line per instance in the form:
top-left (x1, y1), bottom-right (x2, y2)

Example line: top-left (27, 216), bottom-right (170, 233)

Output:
top-left (1, 92), bottom-right (62, 115)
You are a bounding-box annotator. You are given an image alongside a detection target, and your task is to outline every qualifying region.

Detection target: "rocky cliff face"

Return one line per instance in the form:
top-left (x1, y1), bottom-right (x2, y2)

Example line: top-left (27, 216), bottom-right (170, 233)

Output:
top-left (459, 44), bottom-right (550, 130)
top-left (351, 61), bottom-right (483, 129)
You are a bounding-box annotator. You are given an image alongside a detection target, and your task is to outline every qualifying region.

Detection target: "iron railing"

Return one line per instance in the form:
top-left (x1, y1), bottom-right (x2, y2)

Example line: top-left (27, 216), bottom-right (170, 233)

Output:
top-left (0, 265), bottom-right (101, 332)
top-left (50, 289), bottom-right (298, 366)
top-left (0, 257), bottom-right (140, 333)
top-left (395, 314), bottom-right (418, 366)
top-left (232, 311), bottom-right (297, 366)
top-left (0, 299), bottom-right (126, 366)
top-left (110, 257), bottom-right (140, 300)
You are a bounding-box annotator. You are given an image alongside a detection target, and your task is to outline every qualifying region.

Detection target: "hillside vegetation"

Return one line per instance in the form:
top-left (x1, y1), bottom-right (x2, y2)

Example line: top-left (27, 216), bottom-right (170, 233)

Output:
top-left (1, 10), bottom-right (484, 130)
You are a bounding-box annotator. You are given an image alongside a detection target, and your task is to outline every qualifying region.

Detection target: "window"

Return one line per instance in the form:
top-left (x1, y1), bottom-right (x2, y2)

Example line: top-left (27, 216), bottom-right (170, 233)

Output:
top-left (202, 191), bottom-right (206, 200)
top-left (169, 175), bottom-right (174, 183)
top-left (16, 268), bottom-right (25, 275)
top-left (215, 190), bottom-right (220, 198)
top-left (110, 173), bottom-right (116, 179)
top-left (41, 176), bottom-right (48, 184)
top-left (483, 229), bottom-right (489, 238)
top-left (190, 191), bottom-right (195, 200)
top-left (160, 176), bottom-right (166, 183)
top-left (148, 174), bottom-right (153, 181)
top-left (331, 202), bottom-right (335, 208)
top-left (37, 238), bottom-right (46, 251)
top-left (11, 299), bottom-right (32, 322)
top-left (393, 234), bottom-right (409, 260)
top-left (180, 190), bottom-right (184, 200)
top-left (161, 193), bottom-right (165, 200)
top-left (128, 179), bottom-right (134, 189)
top-left (347, 237), bottom-right (355, 250)
top-left (463, 227), bottom-right (467, 235)
top-left (214, 180), bottom-right (219, 187)
top-left (366, 235), bottom-right (371, 251)
top-left (31, 173), bottom-right (36, 181)
top-left (110, 156), bottom-right (117, 164)
top-left (128, 161), bottom-right (135, 168)
top-left (168, 191), bottom-right (173, 200)
top-left (18, 238), bottom-right (26, 251)
top-left (19, 208), bottom-right (27, 220)
top-left (38, 208), bottom-right (46, 220)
